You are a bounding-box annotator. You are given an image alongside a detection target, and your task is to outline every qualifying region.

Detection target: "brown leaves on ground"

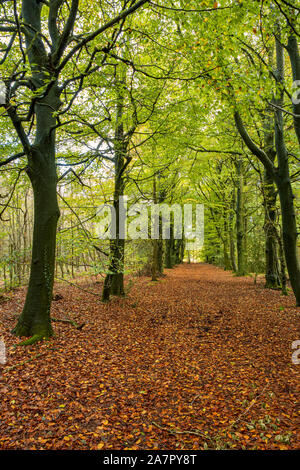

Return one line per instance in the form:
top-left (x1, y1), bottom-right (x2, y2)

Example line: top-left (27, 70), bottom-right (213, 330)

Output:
top-left (0, 263), bottom-right (299, 450)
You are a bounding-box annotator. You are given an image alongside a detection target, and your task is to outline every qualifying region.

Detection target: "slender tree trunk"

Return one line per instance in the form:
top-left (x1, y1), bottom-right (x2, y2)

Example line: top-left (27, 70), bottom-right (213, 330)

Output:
top-left (263, 168), bottom-right (280, 289)
top-left (263, 108), bottom-right (280, 289)
top-left (223, 213), bottom-right (231, 270)
top-left (151, 239), bottom-right (159, 281)
top-left (109, 149), bottom-right (126, 296)
top-left (102, 75), bottom-right (127, 300)
top-left (278, 232), bottom-right (288, 296)
top-left (151, 177), bottom-right (164, 279)
top-left (174, 239), bottom-right (181, 264)
top-left (235, 159), bottom-right (246, 276)
top-left (165, 219), bottom-right (175, 269)
top-left (229, 192), bottom-right (237, 272)
top-left (157, 237), bottom-right (164, 276)
top-left (180, 237), bottom-right (185, 263)
top-left (243, 213), bottom-right (248, 271)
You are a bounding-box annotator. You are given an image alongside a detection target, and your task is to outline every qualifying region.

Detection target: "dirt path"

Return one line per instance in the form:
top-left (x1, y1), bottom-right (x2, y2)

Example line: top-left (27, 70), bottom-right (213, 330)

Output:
top-left (0, 263), bottom-right (299, 450)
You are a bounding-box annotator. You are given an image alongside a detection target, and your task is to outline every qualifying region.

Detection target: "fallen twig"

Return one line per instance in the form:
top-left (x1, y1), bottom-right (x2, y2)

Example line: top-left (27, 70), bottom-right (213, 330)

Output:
top-left (4, 352), bottom-right (46, 371)
top-left (152, 421), bottom-right (214, 443)
top-left (224, 383), bottom-right (269, 430)
top-left (51, 317), bottom-right (85, 330)
top-left (152, 384), bottom-right (270, 449)
top-left (54, 277), bottom-right (101, 296)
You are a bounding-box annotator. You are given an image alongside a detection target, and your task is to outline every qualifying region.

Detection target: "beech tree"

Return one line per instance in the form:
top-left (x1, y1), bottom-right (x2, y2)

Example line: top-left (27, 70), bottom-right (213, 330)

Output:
top-left (233, 21), bottom-right (300, 305)
top-left (0, 0), bottom-right (149, 341)
top-left (0, 0), bottom-right (299, 327)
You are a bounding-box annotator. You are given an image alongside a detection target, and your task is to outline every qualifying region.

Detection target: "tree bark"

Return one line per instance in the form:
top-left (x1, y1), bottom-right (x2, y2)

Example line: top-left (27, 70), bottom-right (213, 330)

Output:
top-left (12, 153), bottom-right (59, 337)
top-left (286, 33), bottom-right (300, 147)
top-left (235, 159), bottom-right (246, 276)
top-left (165, 220), bottom-right (175, 269)
top-left (102, 176), bottom-right (126, 299)
top-left (11, 1), bottom-right (62, 338)
top-left (264, 173), bottom-right (280, 289)
top-left (263, 108), bottom-right (280, 289)
top-left (223, 212), bottom-right (231, 270)
top-left (102, 74), bottom-right (127, 300)
top-left (12, 87), bottom-right (60, 337)
top-left (274, 32), bottom-right (300, 305)
top-left (229, 192), bottom-right (237, 272)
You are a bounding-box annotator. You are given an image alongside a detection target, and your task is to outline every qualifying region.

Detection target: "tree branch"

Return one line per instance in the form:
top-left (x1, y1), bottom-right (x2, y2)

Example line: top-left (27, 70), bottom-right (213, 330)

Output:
top-left (234, 110), bottom-right (276, 179)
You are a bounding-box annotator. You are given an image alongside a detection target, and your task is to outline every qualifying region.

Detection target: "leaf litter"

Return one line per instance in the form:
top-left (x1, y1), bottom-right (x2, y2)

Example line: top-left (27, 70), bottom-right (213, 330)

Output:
top-left (0, 263), bottom-right (299, 450)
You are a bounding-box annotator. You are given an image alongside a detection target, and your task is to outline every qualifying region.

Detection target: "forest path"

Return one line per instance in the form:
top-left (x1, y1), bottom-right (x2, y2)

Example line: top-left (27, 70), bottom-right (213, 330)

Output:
top-left (0, 263), bottom-right (299, 450)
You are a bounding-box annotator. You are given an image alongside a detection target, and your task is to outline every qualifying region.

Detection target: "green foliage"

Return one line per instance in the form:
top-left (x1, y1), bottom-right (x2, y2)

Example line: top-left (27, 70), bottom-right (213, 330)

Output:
top-left (0, 0), bottom-right (299, 297)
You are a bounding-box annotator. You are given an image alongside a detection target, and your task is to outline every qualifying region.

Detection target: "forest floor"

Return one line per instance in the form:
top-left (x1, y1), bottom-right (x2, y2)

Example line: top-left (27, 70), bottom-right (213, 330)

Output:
top-left (0, 263), bottom-right (299, 450)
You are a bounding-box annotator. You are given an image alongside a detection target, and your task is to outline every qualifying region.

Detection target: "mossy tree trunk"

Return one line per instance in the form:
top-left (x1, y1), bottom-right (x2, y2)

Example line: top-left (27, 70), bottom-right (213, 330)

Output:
top-left (274, 33), bottom-right (300, 306)
top-left (235, 159), bottom-right (246, 276)
top-left (11, 1), bottom-right (63, 338)
top-left (264, 171), bottom-right (280, 289)
top-left (229, 192), bottom-right (237, 272)
top-left (234, 27), bottom-right (300, 306)
top-left (165, 219), bottom-right (175, 269)
top-left (223, 212), bottom-right (231, 270)
top-left (263, 109), bottom-right (280, 289)
top-left (12, 86), bottom-right (61, 338)
top-left (12, 149), bottom-right (60, 337)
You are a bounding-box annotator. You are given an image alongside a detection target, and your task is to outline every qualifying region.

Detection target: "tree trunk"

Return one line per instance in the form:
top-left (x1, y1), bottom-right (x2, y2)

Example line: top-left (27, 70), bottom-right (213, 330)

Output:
top-left (277, 178), bottom-right (300, 304)
top-left (229, 192), bottom-right (237, 272)
top-left (11, 1), bottom-right (62, 338)
top-left (180, 237), bottom-right (185, 263)
top-left (151, 239), bottom-right (159, 281)
top-left (151, 176), bottom-right (165, 279)
top-left (235, 159), bottom-right (246, 276)
top-left (274, 32), bottom-right (300, 306)
top-left (102, 196), bottom-right (126, 300)
top-left (263, 108), bottom-right (280, 289)
top-left (277, 230), bottom-right (288, 296)
top-left (12, 148), bottom-right (60, 338)
top-left (110, 240), bottom-right (125, 295)
top-left (263, 168), bottom-right (280, 289)
top-left (102, 74), bottom-right (127, 300)
top-left (223, 213), bottom-right (231, 270)
top-left (286, 33), bottom-right (300, 147)
top-left (157, 229), bottom-right (164, 275)
top-left (165, 220), bottom-right (175, 269)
